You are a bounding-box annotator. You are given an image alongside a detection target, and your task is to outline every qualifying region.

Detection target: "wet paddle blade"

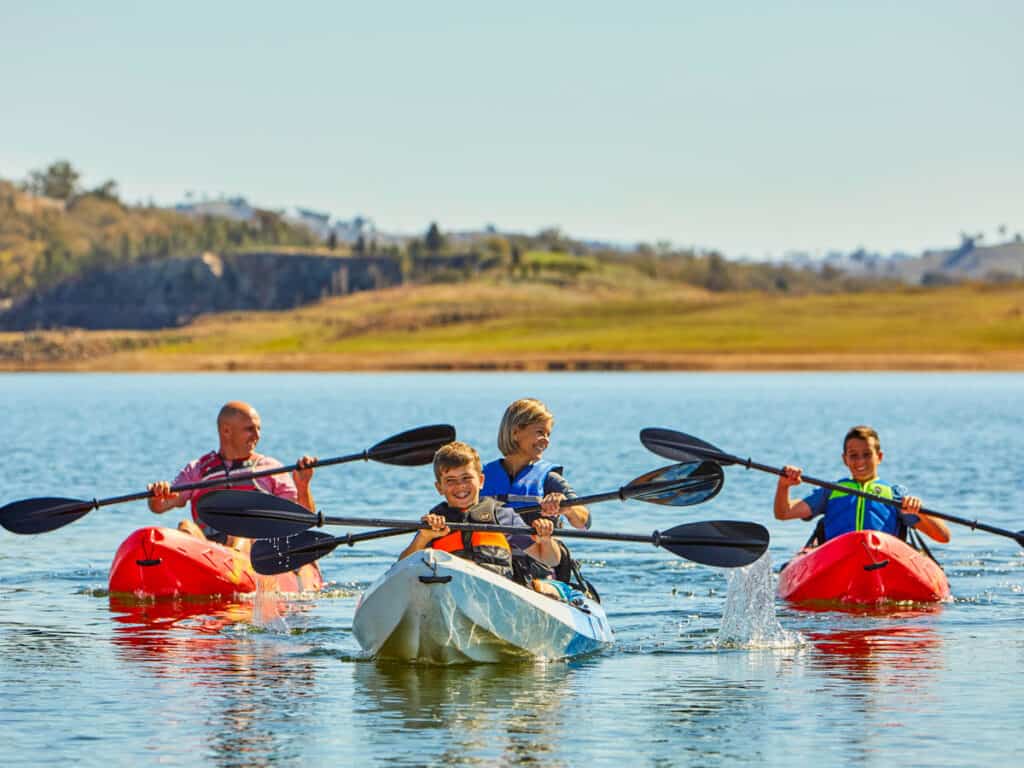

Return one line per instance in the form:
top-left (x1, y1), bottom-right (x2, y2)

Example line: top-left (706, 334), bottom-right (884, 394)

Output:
top-left (625, 461), bottom-right (725, 506)
top-left (639, 428), bottom-right (731, 464)
top-left (0, 496), bottom-right (94, 534)
top-left (196, 490), bottom-right (318, 538)
top-left (367, 424), bottom-right (456, 466)
top-left (251, 531), bottom-right (341, 575)
top-left (659, 520), bottom-right (770, 568)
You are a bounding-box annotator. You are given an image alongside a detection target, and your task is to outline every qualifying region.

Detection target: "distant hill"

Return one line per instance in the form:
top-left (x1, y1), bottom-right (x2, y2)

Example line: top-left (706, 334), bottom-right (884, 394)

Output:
top-left (0, 250), bottom-right (402, 330)
top-left (808, 240), bottom-right (1024, 285)
top-left (4, 164), bottom-right (1022, 333)
top-left (0, 179), bottom-right (320, 301)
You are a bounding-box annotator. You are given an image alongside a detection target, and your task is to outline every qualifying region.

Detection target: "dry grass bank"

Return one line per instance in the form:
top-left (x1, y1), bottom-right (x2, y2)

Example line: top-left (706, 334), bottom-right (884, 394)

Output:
top-left (2, 281), bottom-right (1023, 371)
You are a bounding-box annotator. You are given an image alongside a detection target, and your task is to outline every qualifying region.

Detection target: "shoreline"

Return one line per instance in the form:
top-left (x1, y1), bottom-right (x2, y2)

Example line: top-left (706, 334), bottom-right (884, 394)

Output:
top-left (3, 351), bottom-right (1024, 372)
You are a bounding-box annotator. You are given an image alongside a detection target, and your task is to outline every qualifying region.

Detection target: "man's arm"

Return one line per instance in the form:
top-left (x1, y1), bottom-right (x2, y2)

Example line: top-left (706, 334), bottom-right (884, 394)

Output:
top-left (293, 455), bottom-right (316, 512)
top-left (147, 481), bottom-right (187, 514)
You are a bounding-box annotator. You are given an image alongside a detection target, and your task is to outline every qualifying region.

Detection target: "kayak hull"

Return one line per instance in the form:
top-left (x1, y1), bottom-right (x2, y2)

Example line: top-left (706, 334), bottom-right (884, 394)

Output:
top-left (778, 530), bottom-right (950, 605)
top-left (353, 549), bottom-right (613, 664)
top-left (108, 526), bottom-right (323, 598)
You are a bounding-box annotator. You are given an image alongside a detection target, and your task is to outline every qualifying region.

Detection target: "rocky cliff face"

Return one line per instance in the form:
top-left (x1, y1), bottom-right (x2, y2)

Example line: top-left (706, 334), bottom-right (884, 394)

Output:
top-left (0, 251), bottom-right (402, 330)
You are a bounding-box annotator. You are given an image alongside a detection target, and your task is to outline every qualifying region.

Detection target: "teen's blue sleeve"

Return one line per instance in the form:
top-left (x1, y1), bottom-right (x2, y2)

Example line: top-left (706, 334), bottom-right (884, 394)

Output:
top-left (801, 487), bottom-right (830, 518)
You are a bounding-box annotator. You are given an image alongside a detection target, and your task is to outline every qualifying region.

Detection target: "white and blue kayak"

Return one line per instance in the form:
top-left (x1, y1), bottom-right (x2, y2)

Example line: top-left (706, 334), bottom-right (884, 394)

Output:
top-left (352, 549), bottom-right (613, 663)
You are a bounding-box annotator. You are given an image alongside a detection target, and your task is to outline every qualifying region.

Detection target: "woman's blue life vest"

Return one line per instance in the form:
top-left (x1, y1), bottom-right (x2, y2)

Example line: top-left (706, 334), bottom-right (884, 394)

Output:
top-left (480, 458), bottom-right (578, 585)
top-left (816, 478), bottom-right (907, 542)
top-left (480, 458), bottom-right (562, 521)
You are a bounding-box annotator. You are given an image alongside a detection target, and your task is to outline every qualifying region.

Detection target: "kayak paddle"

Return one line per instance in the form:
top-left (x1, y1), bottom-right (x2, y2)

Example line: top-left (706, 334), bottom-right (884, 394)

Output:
top-left (0, 424), bottom-right (455, 535)
top-left (640, 427), bottom-right (1024, 548)
top-left (196, 461), bottom-right (725, 540)
top-left (246, 514), bottom-right (769, 573)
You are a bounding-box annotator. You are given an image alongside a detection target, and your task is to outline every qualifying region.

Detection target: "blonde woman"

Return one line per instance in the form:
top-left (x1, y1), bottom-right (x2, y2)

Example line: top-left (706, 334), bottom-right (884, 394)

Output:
top-left (481, 398), bottom-right (591, 531)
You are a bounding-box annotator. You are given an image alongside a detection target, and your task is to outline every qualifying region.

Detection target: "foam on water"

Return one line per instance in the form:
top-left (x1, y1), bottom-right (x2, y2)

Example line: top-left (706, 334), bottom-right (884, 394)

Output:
top-left (713, 553), bottom-right (804, 649)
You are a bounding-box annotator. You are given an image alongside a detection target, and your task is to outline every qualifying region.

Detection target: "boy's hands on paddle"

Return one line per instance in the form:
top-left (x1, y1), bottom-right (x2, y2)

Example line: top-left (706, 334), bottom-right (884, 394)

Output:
top-left (531, 517), bottom-right (554, 540)
top-left (779, 466), bottom-right (803, 486)
top-left (901, 495), bottom-right (922, 513)
top-left (899, 494), bottom-right (924, 527)
top-left (418, 513), bottom-right (451, 541)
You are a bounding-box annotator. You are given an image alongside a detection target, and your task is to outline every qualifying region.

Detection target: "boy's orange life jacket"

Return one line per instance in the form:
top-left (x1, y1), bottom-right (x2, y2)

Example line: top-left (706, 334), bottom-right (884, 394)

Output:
top-left (430, 529), bottom-right (510, 554)
top-left (426, 498), bottom-right (513, 577)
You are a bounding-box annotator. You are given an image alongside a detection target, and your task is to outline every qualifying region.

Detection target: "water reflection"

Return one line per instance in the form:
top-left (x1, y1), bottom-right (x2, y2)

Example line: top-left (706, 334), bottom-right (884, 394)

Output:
top-left (798, 622), bottom-right (946, 764)
top-left (808, 624), bottom-right (944, 679)
top-left (352, 660), bottom-right (573, 766)
top-left (109, 596), bottom-right (320, 768)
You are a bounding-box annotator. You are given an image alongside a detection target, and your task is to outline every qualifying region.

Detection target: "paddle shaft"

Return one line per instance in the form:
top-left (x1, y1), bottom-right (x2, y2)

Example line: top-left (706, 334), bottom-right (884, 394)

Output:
top-left (332, 528), bottom-right (410, 546)
top-left (510, 475), bottom-right (718, 516)
top-left (704, 446), bottom-right (1022, 544)
top-left (512, 488), bottom-right (628, 516)
top-left (53, 451), bottom-right (370, 515)
top-left (314, 515), bottom-right (766, 550)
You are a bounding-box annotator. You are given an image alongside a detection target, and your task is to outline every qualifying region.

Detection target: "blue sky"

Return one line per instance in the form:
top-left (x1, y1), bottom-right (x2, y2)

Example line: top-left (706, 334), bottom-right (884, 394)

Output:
top-left (2, 1), bottom-right (1021, 258)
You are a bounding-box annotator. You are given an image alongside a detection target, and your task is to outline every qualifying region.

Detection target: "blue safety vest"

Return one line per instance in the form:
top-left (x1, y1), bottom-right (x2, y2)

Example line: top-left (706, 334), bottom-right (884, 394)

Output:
top-left (822, 478), bottom-right (904, 541)
top-left (480, 458), bottom-right (562, 511)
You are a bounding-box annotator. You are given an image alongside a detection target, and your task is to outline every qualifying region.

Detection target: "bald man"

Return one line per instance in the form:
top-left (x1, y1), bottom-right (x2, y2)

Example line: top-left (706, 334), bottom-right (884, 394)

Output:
top-left (147, 401), bottom-right (315, 545)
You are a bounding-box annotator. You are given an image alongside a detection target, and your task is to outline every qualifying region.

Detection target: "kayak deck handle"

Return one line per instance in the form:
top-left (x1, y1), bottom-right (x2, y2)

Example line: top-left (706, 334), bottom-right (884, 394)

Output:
top-left (135, 558), bottom-right (162, 567)
top-left (863, 559), bottom-right (890, 572)
top-left (419, 575), bottom-right (452, 584)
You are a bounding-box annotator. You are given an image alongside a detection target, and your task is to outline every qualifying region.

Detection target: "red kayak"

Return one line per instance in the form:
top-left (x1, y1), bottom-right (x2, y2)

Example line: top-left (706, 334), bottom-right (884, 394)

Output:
top-left (777, 530), bottom-right (950, 605)
top-left (108, 526), bottom-right (323, 599)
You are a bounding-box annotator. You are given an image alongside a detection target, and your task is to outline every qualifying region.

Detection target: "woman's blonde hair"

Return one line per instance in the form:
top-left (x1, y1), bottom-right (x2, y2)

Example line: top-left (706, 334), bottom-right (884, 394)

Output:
top-left (497, 398), bottom-right (554, 456)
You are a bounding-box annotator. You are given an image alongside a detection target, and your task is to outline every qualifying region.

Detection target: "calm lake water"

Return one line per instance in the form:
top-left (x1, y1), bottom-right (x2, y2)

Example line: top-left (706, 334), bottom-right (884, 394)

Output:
top-left (1, 372), bottom-right (1022, 767)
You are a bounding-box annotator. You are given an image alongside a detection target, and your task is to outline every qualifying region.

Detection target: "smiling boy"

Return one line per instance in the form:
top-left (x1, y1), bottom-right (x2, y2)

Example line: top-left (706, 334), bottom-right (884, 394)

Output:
top-left (399, 442), bottom-right (563, 587)
top-left (774, 425), bottom-right (950, 544)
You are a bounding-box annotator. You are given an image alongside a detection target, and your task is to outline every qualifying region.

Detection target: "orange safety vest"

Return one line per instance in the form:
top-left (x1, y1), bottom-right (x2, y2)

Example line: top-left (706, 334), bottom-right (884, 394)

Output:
top-left (426, 498), bottom-right (513, 577)
top-left (430, 529), bottom-right (511, 555)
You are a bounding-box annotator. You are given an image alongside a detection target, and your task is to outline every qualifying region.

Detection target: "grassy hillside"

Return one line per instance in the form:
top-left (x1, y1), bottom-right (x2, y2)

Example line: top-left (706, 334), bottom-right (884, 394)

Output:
top-left (3, 280), bottom-right (1022, 371)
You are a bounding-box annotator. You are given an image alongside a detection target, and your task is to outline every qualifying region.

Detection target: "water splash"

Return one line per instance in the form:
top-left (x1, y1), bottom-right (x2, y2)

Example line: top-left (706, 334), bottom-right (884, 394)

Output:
top-left (713, 553), bottom-right (803, 649)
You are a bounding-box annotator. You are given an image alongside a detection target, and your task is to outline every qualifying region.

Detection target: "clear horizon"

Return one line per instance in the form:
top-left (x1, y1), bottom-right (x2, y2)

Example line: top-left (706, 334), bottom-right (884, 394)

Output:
top-left (2, 1), bottom-right (1021, 259)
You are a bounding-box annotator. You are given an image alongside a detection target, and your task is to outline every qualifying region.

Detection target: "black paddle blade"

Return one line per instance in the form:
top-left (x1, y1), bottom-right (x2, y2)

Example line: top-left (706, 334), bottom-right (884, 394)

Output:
top-left (251, 531), bottom-right (341, 575)
top-left (0, 496), bottom-right (94, 535)
top-left (625, 461), bottom-right (725, 506)
top-left (640, 428), bottom-right (730, 465)
top-left (196, 490), bottom-right (317, 538)
top-left (659, 520), bottom-right (770, 568)
top-left (367, 424), bottom-right (456, 466)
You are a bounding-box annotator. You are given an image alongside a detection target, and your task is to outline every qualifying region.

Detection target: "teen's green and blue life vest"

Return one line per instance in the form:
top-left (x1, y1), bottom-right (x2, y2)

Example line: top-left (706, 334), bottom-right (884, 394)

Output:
top-left (819, 478), bottom-right (904, 541)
